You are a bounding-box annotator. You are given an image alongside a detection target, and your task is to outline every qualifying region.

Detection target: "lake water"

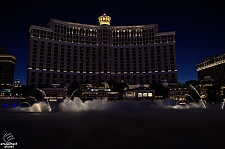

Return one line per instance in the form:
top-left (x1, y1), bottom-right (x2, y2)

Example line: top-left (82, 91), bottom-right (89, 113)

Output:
top-left (0, 99), bottom-right (225, 149)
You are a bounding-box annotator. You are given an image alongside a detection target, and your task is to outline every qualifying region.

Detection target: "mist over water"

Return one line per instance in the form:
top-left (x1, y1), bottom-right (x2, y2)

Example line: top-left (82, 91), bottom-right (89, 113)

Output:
top-left (1, 97), bottom-right (225, 148)
top-left (60, 97), bottom-right (113, 111)
top-left (1, 96), bottom-right (221, 113)
top-left (59, 97), bottom-right (205, 112)
top-left (11, 101), bottom-right (51, 112)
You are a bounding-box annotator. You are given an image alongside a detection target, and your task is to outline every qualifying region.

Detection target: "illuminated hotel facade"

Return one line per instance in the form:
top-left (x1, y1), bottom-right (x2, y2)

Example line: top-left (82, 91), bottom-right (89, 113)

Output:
top-left (196, 53), bottom-right (225, 82)
top-left (27, 14), bottom-right (178, 87)
top-left (0, 45), bottom-right (16, 89)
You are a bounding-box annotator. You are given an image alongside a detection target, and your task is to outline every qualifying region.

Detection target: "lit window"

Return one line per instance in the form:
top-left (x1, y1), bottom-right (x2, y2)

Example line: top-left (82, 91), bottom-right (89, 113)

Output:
top-left (143, 93), bottom-right (147, 97)
top-left (138, 93), bottom-right (142, 97)
top-left (148, 93), bottom-right (153, 97)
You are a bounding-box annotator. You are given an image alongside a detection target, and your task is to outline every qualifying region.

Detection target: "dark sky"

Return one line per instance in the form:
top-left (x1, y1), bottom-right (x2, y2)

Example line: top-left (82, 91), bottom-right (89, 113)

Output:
top-left (1, 0), bottom-right (225, 85)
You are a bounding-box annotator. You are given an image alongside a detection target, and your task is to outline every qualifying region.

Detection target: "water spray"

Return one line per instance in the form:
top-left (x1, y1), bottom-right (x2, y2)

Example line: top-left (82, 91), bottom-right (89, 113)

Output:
top-left (70, 88), bottom-right (81, 100)
top-left (189, 84), bottom-right (206, 108)
top-left (185, 94), bottom-right (198, 108)
top-left (221, 98), bottom-right (225, 110)
top-left (35, 88), bottom-right (52, 112)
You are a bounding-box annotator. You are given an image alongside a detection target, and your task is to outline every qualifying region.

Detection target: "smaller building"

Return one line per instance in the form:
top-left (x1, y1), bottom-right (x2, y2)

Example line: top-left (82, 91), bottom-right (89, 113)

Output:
top-left (168, 88), bottom-right (189, 101)
top-left (42, 84), bottom-right (66, 102)
top-left (125, 86), bottom-right (155, 101)
top-left (196, 53), bottom-right (225, 82)
top-left (14, 79), bottom-right (22, 88)
top-left (82, 88), bottom-right (118, 101)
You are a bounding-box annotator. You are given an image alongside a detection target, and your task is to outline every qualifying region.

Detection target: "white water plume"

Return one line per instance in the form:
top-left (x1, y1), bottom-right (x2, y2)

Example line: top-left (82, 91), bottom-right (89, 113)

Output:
top-left (189, 84), bottom-right (206, 108)
top-left (60, 97), bottom-right (113, 112)
top-left (13, 101), bottom-right (51, 112)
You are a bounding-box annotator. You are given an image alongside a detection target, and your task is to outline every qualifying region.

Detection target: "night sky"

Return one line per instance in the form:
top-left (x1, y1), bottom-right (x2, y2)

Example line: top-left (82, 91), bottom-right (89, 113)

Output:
top-left (1, 0), bottom-right (225, 85)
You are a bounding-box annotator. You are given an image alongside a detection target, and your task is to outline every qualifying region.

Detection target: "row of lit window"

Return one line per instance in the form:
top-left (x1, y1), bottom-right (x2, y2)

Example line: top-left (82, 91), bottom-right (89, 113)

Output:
top-left (32, 43), bottom-right (174, 52)
top-left (32, 32), bottom-right (174, 43)
top-left (32, 27), bottom-right (174, 41)
top-left (28, 67), bottom-right (177, 73)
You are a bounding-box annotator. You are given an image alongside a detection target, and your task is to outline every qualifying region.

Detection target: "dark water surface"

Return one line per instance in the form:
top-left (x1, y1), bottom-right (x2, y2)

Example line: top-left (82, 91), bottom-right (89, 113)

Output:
top-left (0, 102), bottom-right (225, 149)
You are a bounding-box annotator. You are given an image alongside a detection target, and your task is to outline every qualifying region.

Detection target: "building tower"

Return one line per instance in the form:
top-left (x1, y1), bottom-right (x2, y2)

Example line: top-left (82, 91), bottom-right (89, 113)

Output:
top-left (0, 45), bottom-right (16, 89)
top-left (98, 13), bottom-right (112, 81)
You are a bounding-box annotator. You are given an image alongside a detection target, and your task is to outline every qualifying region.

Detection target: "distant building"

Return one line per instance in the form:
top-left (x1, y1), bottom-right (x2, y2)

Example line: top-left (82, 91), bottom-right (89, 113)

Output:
top-left (14, 79), bottom-right (22, 88)
top-left (125, 86), bottom-right (155, 101)
top-left (168, 88), bottom-right (189, 101)
top-left (0, 45), bottom-right (16, 89)
top-left (196, 53), bottom-right (225, 82)
top-left (42, 84), bottom-right (66, 102)
top-left (27, 13), bottom-right (178, 87)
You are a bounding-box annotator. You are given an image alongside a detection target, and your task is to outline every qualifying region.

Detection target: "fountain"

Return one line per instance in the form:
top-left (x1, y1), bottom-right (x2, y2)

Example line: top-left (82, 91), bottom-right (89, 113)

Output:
top-left (174, 100), bottom-right (189, 109)
top-left (185, 94), bottom-right (198, 108)
top-left (221, 99), bottom-right (225, 110)
top-left (19, 96), bottom-right (41, 112)
top-left (19, 88), bottom-right (52, 112)
top-left (36, 88), bottom-right (52, 112)
top-left (70, 88), bottom-right (81, 100)
top-left (189, 84), bottom-right (206, 108)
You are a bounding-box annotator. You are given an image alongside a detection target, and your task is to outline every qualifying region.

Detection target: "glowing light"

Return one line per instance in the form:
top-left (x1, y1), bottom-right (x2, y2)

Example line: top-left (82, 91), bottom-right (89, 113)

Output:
top-left (98, 13), bottom-right (111, 25)
top-left (148, 93), bottom-right (153, 97)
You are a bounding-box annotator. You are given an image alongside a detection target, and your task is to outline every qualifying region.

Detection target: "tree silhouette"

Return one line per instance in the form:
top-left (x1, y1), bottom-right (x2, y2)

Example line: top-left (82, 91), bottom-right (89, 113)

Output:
top-left (67, 80), bottom-right (80, 96)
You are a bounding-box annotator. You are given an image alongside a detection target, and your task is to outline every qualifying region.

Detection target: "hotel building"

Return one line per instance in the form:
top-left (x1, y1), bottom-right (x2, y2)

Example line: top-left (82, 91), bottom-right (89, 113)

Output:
top-left (27, 14), bottom-right (178, 87)
top-left (0, 45), bottom-right (16, 89)
top-left (196, 53), bottom-right (225, 82)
